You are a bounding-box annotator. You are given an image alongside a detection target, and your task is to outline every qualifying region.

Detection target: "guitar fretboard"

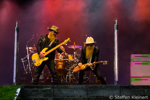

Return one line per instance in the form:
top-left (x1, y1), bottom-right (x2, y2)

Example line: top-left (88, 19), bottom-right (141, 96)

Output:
top-left (44, 38), bottom-right (70, 56)
top-left (44, 42), bottom-right (64, 56)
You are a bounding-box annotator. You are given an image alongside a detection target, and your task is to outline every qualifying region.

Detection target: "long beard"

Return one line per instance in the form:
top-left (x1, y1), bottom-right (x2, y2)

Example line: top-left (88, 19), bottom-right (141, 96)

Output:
top-left (86, 46), bottom-right (94, 59)
top-left (48, 32), bottom-right (56, 42)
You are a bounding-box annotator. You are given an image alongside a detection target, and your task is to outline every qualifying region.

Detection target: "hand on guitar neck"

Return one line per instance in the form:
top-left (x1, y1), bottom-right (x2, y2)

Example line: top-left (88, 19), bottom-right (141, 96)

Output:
top-left (60, 46), bottom-right (68, 56)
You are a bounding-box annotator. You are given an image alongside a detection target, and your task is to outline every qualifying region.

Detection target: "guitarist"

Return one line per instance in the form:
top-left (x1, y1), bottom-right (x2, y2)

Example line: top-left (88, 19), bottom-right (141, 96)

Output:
top-left (33, 25), bottom-right (66, 85)
top-left (78, 37), bottom-right (107, 85)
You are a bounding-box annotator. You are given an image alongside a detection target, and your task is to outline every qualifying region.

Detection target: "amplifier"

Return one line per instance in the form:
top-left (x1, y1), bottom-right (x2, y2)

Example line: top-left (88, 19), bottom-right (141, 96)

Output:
top-left (130, 54), bottom-right (150, 85)
top-left (131, 54), bottom-right (150, 62)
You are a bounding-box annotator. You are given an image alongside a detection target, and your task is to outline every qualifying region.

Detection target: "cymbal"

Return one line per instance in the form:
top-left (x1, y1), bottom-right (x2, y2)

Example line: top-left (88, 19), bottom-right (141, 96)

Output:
top-left (68, 45), bottom-right (82, 49)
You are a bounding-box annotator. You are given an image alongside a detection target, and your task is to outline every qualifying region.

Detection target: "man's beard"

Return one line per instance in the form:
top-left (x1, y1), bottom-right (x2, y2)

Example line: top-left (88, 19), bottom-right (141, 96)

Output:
top-left (48, 32), bottom-right (56, 42)
top-left (86, 46), bottom-right (94, 59)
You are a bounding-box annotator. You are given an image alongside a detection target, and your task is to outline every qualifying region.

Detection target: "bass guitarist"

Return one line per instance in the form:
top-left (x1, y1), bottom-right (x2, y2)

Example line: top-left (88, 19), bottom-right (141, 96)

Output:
top-left (33, 25), bottom-right (66, 85)
top-left (77, 37), bottom-right (107, 85)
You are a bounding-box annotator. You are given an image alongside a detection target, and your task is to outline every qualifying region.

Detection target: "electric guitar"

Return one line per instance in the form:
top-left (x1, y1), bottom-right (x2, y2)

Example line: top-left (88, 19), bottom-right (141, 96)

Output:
top-left (73, 61), bottom-right (109, 73)
top-left (32, 38), bottom-right (70, 66)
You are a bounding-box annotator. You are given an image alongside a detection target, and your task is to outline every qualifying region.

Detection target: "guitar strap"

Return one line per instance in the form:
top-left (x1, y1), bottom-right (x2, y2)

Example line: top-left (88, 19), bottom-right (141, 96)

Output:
top-left (89, 56), bottom-right (92, 63)
top-left (88, 56), bottom-right (96, 70)
top-left (49, 39), bottom-right (55, 47)
top-left (48, 41), bottom-right (53, 47)
top-left (48, 38), bottom-right (56, 47)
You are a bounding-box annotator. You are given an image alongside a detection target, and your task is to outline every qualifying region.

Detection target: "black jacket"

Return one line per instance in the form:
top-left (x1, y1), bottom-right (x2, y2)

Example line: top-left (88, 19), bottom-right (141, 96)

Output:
top-left (36, 34), bottom-right (63, 59)
top-left (79, 46), bottom-right (99, 67)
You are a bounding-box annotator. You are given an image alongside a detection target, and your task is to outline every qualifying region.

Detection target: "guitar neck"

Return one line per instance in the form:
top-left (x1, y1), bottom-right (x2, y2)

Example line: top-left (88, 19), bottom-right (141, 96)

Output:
top-left (44, 42), bottom-right (64, 56)
top-left (84, 61), bottom-right (102, 66)
top-left (93, 61), bottom-right (103, 64)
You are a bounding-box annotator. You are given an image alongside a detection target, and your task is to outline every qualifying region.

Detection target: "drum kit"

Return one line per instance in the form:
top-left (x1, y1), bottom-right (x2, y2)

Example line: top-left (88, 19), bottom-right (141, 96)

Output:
top-left (21, 43), bottom-right (91, 83)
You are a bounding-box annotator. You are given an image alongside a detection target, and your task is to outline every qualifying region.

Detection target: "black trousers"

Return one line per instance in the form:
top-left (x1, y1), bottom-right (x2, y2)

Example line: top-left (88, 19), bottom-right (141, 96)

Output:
top-left (33, 59), bottom-right (58, 84)
top-left (79, 66), bottom-right (106, 84)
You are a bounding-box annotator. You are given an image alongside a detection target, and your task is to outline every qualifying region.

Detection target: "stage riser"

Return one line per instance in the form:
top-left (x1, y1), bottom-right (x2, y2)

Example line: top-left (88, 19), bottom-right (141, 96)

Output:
top-left (17, 97), bottom-right (110, 100)
top-left (17, 85), bottom-right (150, 100)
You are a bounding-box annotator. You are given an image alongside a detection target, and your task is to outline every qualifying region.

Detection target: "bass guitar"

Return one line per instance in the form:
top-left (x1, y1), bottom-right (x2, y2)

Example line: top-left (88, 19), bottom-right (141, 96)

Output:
top-left (32, 38), bottom-right (70, 66)
top-left (73, 61), bottom-right (109, 73)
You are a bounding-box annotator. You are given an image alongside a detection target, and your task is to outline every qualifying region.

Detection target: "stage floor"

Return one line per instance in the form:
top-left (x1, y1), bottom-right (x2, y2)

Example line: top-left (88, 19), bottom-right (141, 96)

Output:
top-left (17, 85), bottom-right (150, 100)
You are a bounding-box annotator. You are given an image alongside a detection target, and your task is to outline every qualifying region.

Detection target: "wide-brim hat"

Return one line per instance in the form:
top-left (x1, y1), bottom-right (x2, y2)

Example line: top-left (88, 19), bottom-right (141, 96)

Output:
top-left (47, 25), bottom-right (59, 34)
top-left (84, 37), bottom-right (96, 44)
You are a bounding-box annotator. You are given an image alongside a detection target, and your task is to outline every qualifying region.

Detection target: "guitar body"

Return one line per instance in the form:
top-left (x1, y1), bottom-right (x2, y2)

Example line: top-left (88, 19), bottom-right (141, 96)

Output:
top-left (73, 61), bottom-right (108, 73)
top-left (80, 64), bottom-right (87, 70)
top-left (73, 64), bottom-right (88, 73)
top-left (32, 53), bottom-right (49, 67)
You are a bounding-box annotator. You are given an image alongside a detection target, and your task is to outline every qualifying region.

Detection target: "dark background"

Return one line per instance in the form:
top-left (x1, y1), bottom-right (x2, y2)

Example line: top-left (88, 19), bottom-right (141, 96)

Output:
top-left (0, 0), bottom-right (150, 85)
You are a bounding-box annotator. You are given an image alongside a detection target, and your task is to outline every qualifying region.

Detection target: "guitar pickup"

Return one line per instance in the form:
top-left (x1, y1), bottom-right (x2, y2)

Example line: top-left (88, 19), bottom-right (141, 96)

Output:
top-left (32, 60), bottom-right (36, 63)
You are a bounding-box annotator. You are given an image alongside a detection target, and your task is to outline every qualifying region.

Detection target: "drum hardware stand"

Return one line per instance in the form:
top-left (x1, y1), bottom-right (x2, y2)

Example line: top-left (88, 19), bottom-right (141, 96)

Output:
top-left (68, 65), bottom-right (73, 82)
top-left (21, 56), bottom-right (29, 74)
top-left (20, 34), bottom-right (37, 83)
top-left (26, 35), bottom-right (36, 73)
top-left (26, 45), bottom-right (32, 72)
top-left (66, 52), bottom-right (79, 83)
top-left (21, 51), bottom-right (35, 82)
top-left (65, 64), bottom-right (72, 83)
top-left (66, 63), bottom-right (78, 83)
top-left (20, 45), bottom-right (33, 75)
top-left (66, 64), bottom-right (73, 83)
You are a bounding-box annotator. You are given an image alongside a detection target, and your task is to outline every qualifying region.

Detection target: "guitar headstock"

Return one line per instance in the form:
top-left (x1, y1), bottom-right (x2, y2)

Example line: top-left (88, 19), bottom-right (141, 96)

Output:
top-left (102, 61), bottom-right (109, 65)
top-left (62, 38), bottom-right (70, 45)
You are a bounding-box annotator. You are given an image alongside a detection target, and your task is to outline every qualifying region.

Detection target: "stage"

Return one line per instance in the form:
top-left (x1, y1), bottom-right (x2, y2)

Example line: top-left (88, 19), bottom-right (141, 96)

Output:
top-left (16, 85), bottom-right (150, 100)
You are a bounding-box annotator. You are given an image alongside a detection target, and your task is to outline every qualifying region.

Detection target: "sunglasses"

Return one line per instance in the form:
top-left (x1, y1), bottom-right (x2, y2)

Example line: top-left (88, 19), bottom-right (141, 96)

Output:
top-left (86, 44), bottom-right (94, 46)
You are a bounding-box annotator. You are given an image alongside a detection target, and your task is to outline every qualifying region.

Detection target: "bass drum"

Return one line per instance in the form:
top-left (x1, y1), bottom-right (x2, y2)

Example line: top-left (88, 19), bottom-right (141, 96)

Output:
top-left (55, 53), bottom-right (68, 77)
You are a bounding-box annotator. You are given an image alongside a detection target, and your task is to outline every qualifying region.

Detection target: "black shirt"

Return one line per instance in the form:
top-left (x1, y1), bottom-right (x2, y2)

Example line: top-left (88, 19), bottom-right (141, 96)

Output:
top-left (36, 34), bottom-right (63, 59)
